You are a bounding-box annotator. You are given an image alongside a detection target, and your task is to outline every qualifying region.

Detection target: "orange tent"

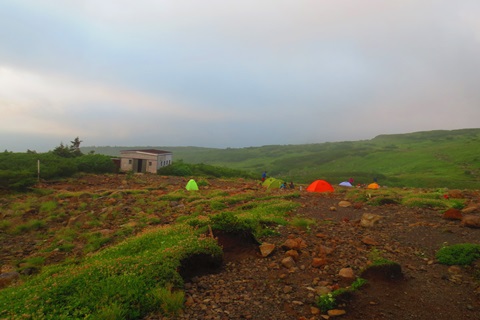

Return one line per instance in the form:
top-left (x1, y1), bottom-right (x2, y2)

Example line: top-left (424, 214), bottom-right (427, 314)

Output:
top-left (367, 182), bottom-right (380, 189)
top-left (306, 180), bottom-right (334, 193)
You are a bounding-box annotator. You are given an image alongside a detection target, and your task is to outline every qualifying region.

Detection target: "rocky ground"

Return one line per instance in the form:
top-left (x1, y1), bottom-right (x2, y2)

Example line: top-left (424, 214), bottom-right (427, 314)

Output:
top-left (150, 185), bottom-right (480, 319)
top-left (1, 175), bottom-right (480, 319)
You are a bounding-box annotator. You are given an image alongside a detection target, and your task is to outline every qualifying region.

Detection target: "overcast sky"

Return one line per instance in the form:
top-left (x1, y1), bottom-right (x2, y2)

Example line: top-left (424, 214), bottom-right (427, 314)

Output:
top-left (1, 0), bottom-right (479, 152)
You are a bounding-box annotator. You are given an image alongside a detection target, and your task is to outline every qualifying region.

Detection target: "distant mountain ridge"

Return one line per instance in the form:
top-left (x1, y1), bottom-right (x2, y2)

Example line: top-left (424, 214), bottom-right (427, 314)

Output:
top-left (81, 128), bottom-right (480, 188)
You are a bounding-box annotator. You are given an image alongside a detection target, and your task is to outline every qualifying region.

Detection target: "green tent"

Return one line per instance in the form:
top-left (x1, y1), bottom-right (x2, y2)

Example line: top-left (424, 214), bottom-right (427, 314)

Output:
top-left (263, 178), bottom-right (283, 189)
top-left (262, 177), bottom-right (277, 188)
top-left (185, 179), bottom-right (199, 191)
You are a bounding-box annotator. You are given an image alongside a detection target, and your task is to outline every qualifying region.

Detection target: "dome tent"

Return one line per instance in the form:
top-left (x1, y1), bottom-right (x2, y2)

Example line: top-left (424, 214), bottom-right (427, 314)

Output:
top-left (367, 182), bottom-right (380, 189)
top-left (185, 179), bottom-right (199, 191)
top-left (339, 181), bottom-right (353, 187)
top-left (262, 177), bottom-right (277, 187)
top-left (306, 180), bottom-right (334, 193)
top-left (262, 177), bottom-right (283, 189)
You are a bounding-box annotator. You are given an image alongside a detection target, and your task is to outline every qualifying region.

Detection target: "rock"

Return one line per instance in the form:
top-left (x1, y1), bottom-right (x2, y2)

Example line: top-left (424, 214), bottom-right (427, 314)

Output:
top-left (361, 236), bottom-right (379, 246)
top-left (311, 306), bottom-right (321, 315)
top-left (353, 202), bottom-right (363, 209)
top-left (285, 249), bottom-right (299, 261)
top-left (282, 239), bottom-right (298, 250)
top-left (461, 215), bottom-right (480, 228)
top-left (282, 238), bottom-right (307, 250)
top-left (281, 256), bottom-right (296, 269)
top-left (259, 242), bottom-right (275, 257)
top-left (447, 265), bottom-right (462, 274)
top-left (312, 258), bottom-right (328, 268)
top-left (318, 245), bottom-right (334, 256)
top-left (328, 309), bottom-right (346, 316)
top-left (283, 285), bottom-right (293, 293)
top-left (442, 208), bottom-right (462, 220)
top-left (360, 213), bottom-right (383, 227)
top-left (338, 267), bottom-right (355, 279)
top-left (462, 205), bottom-right (479, 214)
top-left (338, 201), bottom-right (352, 208)
top-left (0, 271), bottom-right (20, 288)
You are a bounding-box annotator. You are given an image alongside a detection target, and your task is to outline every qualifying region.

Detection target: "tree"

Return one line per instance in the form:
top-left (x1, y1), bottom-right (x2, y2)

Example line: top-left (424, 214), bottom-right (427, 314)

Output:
top-left (52, 137), bottom-right (83, 158)
top-left (70, 137), bottom-right (83, 157)
top-left (52, 142), bottom-right (73, 158)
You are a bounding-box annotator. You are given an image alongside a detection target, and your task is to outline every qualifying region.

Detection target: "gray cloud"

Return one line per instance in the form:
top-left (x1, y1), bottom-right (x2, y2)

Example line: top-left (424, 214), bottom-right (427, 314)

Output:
top-left (0, 0), bottom-right (479, 151)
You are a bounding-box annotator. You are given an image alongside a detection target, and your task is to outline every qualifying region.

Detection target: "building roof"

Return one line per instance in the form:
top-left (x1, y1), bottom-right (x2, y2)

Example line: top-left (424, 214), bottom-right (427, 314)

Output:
top-left (120, 149), bottom-right (172, 155)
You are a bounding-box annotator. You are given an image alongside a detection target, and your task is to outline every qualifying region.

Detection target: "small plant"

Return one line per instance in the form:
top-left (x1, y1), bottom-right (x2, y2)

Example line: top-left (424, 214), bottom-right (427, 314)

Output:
top-left (436, 243), bottom-right (480, 266)
top-left (0, 220), bottom-right (11, 230)
top-left (83, 232), bottom-right (112, 253)
top-left (197, 179), bottom-right (209, 187)
top-left (12, 219), bottom-right (46, 234)
top-left (368, 248), bottom-right (393, 265)
top-left (95, 302), bottom-right (127, 320)
top-left (316, 277), bottom-right (367, 313)
top-left (149, 284), bottom-right (185, 315)
top-left (317, 293), bottom-right (336, 313)
top-left (210, 200), bottom-right (227, 211)
top-left (39, 200), bottom-right (58, 213)
top-left (290, 217), bottom-right (316, 231)
top-left (350, 277), bottom-right (367, 290)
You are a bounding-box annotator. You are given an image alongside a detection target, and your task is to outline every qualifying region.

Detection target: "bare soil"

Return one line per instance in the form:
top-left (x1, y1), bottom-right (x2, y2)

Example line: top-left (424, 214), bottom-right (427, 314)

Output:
top-left (1, 174), bottom-right (480, 320)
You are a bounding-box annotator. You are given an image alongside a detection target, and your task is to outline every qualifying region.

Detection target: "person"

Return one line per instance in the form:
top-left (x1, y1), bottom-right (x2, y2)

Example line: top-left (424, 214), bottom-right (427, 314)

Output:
top-left (348, 177), bottom-right (354, 185)
top-left (289, 181), bottom-right (294, 189)
top-left (280, 181), bottom-right (286, 189)
top-left (261, 171), bottom-right (267, 182)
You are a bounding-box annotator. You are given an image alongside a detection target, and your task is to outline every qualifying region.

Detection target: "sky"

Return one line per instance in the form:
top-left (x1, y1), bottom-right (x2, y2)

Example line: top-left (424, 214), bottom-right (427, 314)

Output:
top-left (1, 0), bottom-right (480, 152)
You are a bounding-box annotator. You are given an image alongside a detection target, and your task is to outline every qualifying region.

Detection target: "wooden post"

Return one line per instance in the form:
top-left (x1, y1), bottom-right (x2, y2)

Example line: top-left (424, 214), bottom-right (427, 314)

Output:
top-left (37, 159), bottom-right (40, 182)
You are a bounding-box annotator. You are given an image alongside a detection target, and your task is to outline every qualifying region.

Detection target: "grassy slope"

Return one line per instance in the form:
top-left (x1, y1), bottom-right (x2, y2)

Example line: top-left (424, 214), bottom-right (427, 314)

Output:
top-left (81, 129), bottom-right (480, 188)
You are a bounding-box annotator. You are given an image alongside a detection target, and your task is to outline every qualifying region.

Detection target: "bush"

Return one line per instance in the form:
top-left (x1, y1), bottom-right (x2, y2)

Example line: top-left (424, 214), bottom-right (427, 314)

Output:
top-left (436, 243), bottom-right (480, 265)
top-left (75, 155), bottom-right (116, 173)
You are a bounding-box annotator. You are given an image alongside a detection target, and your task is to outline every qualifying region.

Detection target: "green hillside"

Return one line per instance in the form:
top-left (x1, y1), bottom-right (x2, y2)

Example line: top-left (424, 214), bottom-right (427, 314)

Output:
top-left (81, 129), bottom-right (480, 189)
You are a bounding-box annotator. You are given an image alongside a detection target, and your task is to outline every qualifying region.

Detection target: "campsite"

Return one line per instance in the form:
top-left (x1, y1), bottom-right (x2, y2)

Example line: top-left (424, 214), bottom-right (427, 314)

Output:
top-left (1, 173), bottom-right (480, 319)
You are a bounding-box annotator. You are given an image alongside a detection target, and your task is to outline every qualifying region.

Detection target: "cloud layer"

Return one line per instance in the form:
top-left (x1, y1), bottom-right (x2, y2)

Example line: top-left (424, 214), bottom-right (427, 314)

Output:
top-left (1, 0), bottom-right (479, 151)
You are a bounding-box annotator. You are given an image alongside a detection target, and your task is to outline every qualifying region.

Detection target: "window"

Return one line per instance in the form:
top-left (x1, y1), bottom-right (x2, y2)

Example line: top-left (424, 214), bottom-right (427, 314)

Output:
top-left (128, 159), bottom-right (132, 164)
top-left (149, 161), bottom-right (152, 166)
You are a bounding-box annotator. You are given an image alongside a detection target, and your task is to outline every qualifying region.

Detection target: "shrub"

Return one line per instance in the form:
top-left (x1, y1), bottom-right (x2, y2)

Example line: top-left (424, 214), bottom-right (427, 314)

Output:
top-left (436, 243), bottom-right (480, 265)
top-left (402, 198), bottom-right (448, 209)
top-left (75, 154), bottom-right (116, 173)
